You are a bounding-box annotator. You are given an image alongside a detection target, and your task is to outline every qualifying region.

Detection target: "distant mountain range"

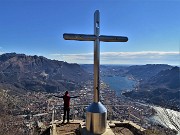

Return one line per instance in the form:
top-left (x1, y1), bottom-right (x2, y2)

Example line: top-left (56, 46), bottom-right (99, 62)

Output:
top-left (0, 53), bottom-right (89, 94)
top-left (146, 66), bottom-right (179, 89)
top-left (0, 53), bottom-right (179, 110)
top-left (126, 64), bottom-right (173, 81)
top-left (82, 64), bottom-right (180, 110)
top-left (123, 65), bottom-right (180, 110)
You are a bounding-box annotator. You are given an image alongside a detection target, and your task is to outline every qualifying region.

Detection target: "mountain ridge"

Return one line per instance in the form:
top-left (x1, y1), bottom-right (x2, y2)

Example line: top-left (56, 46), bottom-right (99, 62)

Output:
top-left (0, 53), bottom-right (89, 94)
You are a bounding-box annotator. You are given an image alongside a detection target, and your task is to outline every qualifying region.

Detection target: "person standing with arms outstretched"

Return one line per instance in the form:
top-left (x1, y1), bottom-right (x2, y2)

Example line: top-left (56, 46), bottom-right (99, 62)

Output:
top-left (54, 91), bottom-right (79, 123)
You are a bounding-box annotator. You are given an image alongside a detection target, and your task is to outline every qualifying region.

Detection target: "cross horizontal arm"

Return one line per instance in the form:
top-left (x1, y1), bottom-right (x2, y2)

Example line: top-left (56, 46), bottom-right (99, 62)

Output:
top-left (63, 33), bottom-right (96, 41)
top-left (63, 33), bottom-right (128, 42)
top-left (99, 35), bottom-right (128, 42)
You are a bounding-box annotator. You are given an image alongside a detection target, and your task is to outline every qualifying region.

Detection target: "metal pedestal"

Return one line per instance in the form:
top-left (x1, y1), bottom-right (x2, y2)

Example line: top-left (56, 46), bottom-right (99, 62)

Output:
top-left (86, 102), bottom-right (107, 134)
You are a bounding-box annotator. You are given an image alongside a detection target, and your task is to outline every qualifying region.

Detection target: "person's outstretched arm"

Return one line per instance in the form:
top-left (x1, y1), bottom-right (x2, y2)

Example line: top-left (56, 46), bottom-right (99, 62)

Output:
top-left (70, 96), bottom-right (79, 98)
top-left (53, 95), bottom-right (64, 98)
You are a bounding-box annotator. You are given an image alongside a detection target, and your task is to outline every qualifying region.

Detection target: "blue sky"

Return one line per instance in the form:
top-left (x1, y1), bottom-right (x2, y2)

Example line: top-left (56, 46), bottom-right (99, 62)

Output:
top-left (0, 0), bottom-right (179, 65)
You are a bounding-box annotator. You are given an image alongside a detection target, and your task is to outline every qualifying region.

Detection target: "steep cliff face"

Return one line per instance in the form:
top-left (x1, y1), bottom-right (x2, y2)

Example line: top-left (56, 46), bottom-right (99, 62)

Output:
top-left (0, 53), bottom-right (90, 93)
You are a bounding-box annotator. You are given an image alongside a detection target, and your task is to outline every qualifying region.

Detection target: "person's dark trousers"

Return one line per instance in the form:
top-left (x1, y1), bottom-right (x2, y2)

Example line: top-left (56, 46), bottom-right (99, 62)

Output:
top-left (63, 107), bottom-right (70, 122)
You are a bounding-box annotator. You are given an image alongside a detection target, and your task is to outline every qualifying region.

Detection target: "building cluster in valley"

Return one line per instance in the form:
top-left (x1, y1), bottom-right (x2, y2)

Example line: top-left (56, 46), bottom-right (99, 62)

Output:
top-left (7, 80), bottom-right (160, 134)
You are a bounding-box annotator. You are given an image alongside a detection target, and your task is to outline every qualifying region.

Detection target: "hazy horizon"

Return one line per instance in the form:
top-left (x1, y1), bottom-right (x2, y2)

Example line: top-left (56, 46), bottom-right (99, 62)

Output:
top-left (0, 52), bottom-right (179, 66)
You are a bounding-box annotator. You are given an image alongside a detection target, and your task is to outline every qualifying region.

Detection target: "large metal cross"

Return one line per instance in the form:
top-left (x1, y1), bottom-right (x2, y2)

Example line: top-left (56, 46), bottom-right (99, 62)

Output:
top-left (63, 10), bottom-right (128, 134)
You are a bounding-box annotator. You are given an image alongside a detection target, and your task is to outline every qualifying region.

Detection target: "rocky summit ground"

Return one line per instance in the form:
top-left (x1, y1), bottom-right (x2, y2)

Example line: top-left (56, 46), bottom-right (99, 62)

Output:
top-left (56, 123), bottom-right (80, 135)
top-left (111, 127), bottom-right (134, 135)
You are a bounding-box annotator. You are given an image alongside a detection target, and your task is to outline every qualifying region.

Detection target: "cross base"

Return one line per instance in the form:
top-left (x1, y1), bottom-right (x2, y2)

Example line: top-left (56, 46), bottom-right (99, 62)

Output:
top-left (86, 102), bottom-right (107, 134)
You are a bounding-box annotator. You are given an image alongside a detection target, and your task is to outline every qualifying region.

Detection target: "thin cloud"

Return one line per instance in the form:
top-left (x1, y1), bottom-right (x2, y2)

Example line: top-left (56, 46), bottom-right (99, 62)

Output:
top-left (49, 51), bottom-right (179, 65)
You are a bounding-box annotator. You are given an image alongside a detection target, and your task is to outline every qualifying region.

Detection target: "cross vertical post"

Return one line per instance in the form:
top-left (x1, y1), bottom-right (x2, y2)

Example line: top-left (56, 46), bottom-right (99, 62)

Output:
top-left (94, 10), bottom-right (100, 103)
top-left (63, 10), bottom-right (128, 134)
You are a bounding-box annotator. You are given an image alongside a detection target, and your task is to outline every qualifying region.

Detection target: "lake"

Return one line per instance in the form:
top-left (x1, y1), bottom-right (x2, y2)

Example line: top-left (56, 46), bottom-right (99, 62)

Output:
top-left (101, 76), bottom-right (136, 95)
